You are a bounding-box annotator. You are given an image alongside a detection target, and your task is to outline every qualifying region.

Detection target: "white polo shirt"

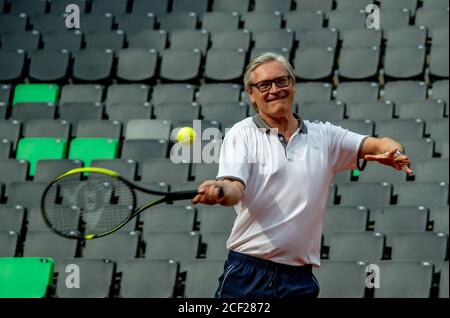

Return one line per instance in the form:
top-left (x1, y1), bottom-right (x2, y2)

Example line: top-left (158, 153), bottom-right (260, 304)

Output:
top-left (217, 114), bottom-right (368, 267)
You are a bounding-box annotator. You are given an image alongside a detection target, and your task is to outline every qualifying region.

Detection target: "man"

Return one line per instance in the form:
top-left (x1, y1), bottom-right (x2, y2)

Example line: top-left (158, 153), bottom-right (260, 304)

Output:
top-left (192, 53), bottom-right (413, 298)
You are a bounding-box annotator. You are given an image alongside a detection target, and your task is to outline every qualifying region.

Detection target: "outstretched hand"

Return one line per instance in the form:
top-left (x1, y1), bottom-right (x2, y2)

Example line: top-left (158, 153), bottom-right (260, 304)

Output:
top-left (364, 147), bottom-right (414, 175)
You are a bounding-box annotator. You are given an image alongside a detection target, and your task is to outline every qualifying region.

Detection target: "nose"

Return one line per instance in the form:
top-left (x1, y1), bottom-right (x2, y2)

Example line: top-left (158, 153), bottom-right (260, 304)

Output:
top-left (268, 82), bottom-right (282, 94)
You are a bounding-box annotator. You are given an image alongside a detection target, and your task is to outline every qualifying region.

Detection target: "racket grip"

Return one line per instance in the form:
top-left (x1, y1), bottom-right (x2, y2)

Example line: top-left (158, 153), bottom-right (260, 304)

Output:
top-left (168, 190), bottom-right (199, 201)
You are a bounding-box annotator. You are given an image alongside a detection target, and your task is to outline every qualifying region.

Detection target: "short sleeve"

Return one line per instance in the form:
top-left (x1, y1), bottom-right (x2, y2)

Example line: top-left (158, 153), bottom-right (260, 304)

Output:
top-left (216, 125), bottom-right (251, 187)
top-left (326, 122), bottom-right (367, 173)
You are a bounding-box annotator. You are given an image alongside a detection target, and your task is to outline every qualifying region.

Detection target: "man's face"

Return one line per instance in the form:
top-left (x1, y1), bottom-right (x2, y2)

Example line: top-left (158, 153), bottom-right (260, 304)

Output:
top-left (247, 61), bottom-right (296, 118)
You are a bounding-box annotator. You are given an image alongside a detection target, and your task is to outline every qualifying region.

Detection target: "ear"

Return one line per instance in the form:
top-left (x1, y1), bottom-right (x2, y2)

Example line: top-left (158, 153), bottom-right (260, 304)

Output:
top-left (246, 87), bottom-right (257, 105)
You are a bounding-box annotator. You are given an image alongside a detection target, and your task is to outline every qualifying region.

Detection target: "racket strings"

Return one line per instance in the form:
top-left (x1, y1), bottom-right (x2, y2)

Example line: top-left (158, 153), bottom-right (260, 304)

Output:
top-left (42, 174), bottom-right (135, 237)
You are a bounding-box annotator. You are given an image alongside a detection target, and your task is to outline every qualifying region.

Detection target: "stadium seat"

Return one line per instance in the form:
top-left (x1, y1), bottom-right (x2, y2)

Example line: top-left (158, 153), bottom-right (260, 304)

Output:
top-left (431, 27), bottom-right (449, 47)
top-left (328, 11), bottom-right (366, 31)
top-left (0, 139), bottom-right (11, 159)
top-left (169, 181), bottom-right (202, 206)
top-left (346, 101), bottom-right (394, 121)
top-left (416, 7), bottom-right (450, 31)
top-left (285, 11), bottom-right (325, 32)
top-left (16, 138), bottom-right (67, 176)
top-left (0, 231), bottom-right (20, 257)
top-left (201, 103), bottom-right (248, 122)
top-left (432, 206), bottom-right (449, 235)
top-left (26, 206), bottom-right (68, 231)
top-left (12, 84), bottom-right (59, 105)
top-left (396, 100), bottom-right (446, 120)
top-left (431, 80), bottom-right (449, 107)
top-left (106, 84), bottom-right (149, 107)
top-left (127, 30), bottom-right (167, 50)
top-left (78, 14), bottom-right (114, 33)
top-left (106, 103), bottom-right (152, 122)
top-left (383, 81), bottom-right (427, 103)
top-left (31, 14), bottom-right (68, 34)
top-left (0, 85), bottom-right (11, 106)
top-left (184, 259), bottom-right (224, 298)
top-left (339, 47), bottom-right (380, 80)
top-left (322, 206), bottom-right (369, 246)
top-left (7, 181), bottom-right (48, 207)
top-left (313, 260), bottom-right (368, 298)
top-left (253, 29), bottom-right (295, 53)
top-left (59, 102), bottom-right (104, 125)
top-left (60, 84), bottom-right (103, 104)
top-left (90, 0), bottom-right (128, 15)
top-left (295, 82), bottom-right (333, 105)
top-left (28, 50), bottom-right (70, 83)
top-left (55, 258), bottom-right (116, 298)
top-left (125, 119), bottom-right (172, 140)
top-left (23, 231), bottom-right (78, 260)
top-left (160, 49), bottom-right (202, 82)
top-left (242, 12), bottom-right (282, 31)
top-left (422, 0), bottom-right (450, 8)
top-left (0, 257), bottom-right (54, 298)
top-left (75, 120), bottom-right (122, 139)
top-left (0, 14), bottom-right (28, 33)
top-left (169, 29), bottom-right (209, 53)
top-left (115, 14), bottom-right (155, 33)
top-left (341, 29), bottom-right (382, 48)
top-left (335, 118), bottom-right (374, 137)
top-left (0, 159), bottom-right (29, 188)
top-left (90, 159), bottom-right (137, 180)
top-left (212, 0), bottom-right (250, 14)
top-left (154, 102), bottom-right (199, 120)
top-left (205, 49), bottom-right (247, 82)
top-left (357, 161), bottom-right (408, 184)
top-left (191, 162), bottom-right (219, 182)
top-left (201, 12), bottom-right (240, 32)
top-left (120, 259), bottom-right (179, 298)
top-left (385, 27), bottom-right (427, 47)
top-left (84, 31), bottom-right (125, 51)
top-left (24, 119), bottom-right (70, 139)
top-left (129, 182), bottom-right (169, 206)
top-left (10, 0), bottom-right (47, 16)
top-left (375, 119), bottom-right (425, 140)
top-left (72, 50), bottom-right (114, 83)
top-left (197, 205), bottom-right (236, 233)
top-left (329, 231), bottom-right (386, 263)
top-left (142, 205), bottom-right (196, 233)
top-left (395, 182), bottom-right (449, 208)
top-left (0, 205), bottom-right (26, 232)
top-left (374, 261), bottom-right (434, 298)
top-left (399, 139), bottom-right (435, 160)
top-left (152, 84), bottom-right (196, 105)
top-left (373, 206), bottom-right (429, 245)
top-left (380, 0), bottom-right (418, 14)
top-left (335, 0), bottom-right (373, 11)
top-left (141, 158), bottom-right (191, 184)
top-left (131, 0), bottom-right (168, 15)
top-left (428, 119), bottom-right (449, 141)
top-left (121, 140), bottom-right (169, 163)
top-left (197, 84), bottom-right (242, 105)
top-left (1, 31), bottom-right (41, 52)
top-left (83, 231), bottom-right (141, 265)
top-left (413, 159), bottom-right (449, 183)
top-left (172, 0), bottom-right (208, 14)
top-left (253, 0), bottom-right (292, 13)
top-left (383, 46), bottom-right (426, 80)
top-left (429, 45), bottom-right (449, 79)
top-left (34, 159), bottom-right (83, 182)
top-left (300, 101), bottom-right (345, 122)
top-left (202, 231), bottom-right (230, 259)
top-left (68, 138), bottom-right (118, 167)
top-left (297, 0), bottom-right (333, 13)
top-left (11, 103), bottom-right (56, 122)
top-left (294, 47), bottom-right (335, 81)
top-left (159, 12), bottom-right (198, 32)
top-left (440, 261), bottom-right (449, 298)
top-left (144, 231), bottom-right (200, 264)
top-left (0, 50), bottom-right (27, 83)
top-left (338, 182), bottom-right (392, 209)
top-left (116, 49), bottom-right (158, 82)
top-left (335, 82), bottom-right (379, 103)
top-left (210, 30), bottom-right (251, 50)
top-left (379, 9), bottom-right (411, 30)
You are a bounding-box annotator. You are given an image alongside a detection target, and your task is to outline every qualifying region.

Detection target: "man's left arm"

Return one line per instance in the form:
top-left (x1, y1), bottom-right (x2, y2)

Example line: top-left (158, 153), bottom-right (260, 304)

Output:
top-left (360, 137), bottom-right (414, 175)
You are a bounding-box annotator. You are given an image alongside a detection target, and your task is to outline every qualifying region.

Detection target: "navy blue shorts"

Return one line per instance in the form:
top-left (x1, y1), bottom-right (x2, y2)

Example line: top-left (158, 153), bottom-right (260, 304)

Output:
top-left (215, 250), bottom-right (320, 298)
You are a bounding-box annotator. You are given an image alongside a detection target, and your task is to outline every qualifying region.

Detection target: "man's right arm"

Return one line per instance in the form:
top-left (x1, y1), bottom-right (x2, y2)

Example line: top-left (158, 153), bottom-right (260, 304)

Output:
top-left (192, 179), bottom-right (245, 206)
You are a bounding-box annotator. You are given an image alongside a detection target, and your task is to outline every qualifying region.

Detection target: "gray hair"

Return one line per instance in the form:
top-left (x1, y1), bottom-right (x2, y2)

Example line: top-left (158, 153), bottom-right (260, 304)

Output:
top-left (243, 52), bottom-right (296, 91)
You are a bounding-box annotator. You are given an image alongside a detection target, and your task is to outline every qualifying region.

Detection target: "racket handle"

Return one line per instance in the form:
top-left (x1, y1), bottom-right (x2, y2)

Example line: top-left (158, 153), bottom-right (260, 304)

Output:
top-left (167, 190), bottom-right (199, 201)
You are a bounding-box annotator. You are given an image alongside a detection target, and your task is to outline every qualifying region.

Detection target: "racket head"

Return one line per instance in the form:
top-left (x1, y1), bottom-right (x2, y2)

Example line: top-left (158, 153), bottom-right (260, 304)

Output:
top-left (41, 167), bottom-right (137, 240)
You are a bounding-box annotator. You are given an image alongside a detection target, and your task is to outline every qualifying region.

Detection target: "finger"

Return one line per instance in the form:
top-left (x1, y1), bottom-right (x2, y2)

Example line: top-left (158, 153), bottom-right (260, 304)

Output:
top-left (401, 165), bottom-right (414, 174)
top-left (388, 146), bottom-right (398, 157)
top-left (364, 154), bottom-right (382, 161)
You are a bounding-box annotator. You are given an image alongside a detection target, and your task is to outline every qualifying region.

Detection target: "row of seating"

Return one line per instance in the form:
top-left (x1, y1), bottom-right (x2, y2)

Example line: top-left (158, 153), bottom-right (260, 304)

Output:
top-left (1, 81), bottom-right (448, 106)
top-left (1, 45), bottom-right (448, 83)
top-left (1, 256), bottom-right (447, 298)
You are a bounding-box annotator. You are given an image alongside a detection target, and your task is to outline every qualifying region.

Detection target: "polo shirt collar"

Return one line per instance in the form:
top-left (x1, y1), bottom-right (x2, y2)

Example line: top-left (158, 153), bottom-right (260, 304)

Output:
top-left (252, 113), bottom-right (308, 134)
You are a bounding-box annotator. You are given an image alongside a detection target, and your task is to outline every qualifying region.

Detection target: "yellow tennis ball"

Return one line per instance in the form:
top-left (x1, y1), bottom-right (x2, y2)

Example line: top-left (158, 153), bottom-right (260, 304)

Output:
top-left (177, 127), bottom-right (196, 145)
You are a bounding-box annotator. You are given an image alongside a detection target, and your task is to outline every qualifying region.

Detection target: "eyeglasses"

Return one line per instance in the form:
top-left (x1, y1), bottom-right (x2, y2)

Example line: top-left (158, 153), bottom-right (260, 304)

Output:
top-left (251, 76), bottom-right (291, 93)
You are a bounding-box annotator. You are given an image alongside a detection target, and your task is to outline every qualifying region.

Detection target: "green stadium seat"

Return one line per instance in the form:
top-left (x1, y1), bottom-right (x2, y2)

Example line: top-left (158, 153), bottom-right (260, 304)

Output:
top-left (12, 84), bottom-right (59, 105)
top-left (69, 138), bottom-right (118, 167)
top-left (0, 257), bottom-right (54, 298)
top-left (16, 138), bottom-right (67, 176)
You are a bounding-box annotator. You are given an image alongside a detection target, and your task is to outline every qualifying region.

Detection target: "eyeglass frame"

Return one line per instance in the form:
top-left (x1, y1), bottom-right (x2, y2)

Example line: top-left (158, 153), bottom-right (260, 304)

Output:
top-left (250, 76), bottom-right (292, 93)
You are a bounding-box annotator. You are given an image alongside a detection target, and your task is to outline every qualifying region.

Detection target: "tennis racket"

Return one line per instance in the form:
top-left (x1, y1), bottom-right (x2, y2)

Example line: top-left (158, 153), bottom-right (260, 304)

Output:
top-left (40, 167), bottom-right (218, 240)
